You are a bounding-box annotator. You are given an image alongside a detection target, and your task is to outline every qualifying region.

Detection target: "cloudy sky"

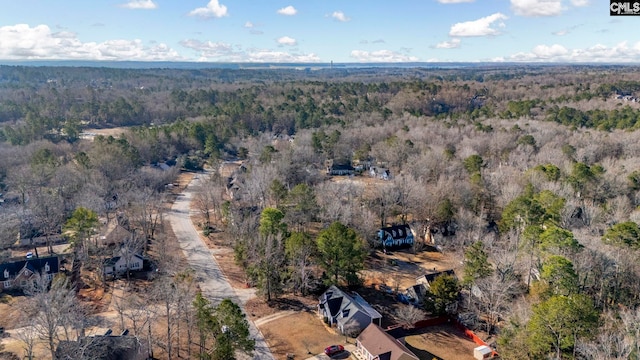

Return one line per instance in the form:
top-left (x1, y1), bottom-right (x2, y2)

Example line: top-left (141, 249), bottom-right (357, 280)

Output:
top-left (0, 0), bottom-right (636, 63)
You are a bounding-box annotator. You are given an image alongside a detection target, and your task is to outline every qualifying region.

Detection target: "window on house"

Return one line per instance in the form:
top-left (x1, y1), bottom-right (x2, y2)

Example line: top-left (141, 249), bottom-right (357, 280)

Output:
top-left (3, 280), bottom-right (11, 288)
top-left (3, 269), bottom-right (8, 279)
top-left (44, 263), bottom-right (50, 273)
top-left (342, 309), bottom-right (350, 318)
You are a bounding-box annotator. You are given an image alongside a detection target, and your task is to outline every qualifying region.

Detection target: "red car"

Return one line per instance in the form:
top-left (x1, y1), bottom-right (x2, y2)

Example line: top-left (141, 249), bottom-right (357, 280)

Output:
top-left (324, 345), bottom-right (344, 357)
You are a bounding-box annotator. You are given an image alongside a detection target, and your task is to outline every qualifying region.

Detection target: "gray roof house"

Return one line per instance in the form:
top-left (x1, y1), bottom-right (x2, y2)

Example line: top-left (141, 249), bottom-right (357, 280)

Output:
top-left (327, 163), bottom-right (355, 176)
top-left (318, 285), bottom-right (382, 335)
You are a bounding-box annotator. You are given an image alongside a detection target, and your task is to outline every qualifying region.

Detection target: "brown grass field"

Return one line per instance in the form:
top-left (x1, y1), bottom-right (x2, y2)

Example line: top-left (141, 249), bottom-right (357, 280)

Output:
top-left (258, 311), bottom-right (346, 360)
top-left (404, 323), bottom-right (478, 360)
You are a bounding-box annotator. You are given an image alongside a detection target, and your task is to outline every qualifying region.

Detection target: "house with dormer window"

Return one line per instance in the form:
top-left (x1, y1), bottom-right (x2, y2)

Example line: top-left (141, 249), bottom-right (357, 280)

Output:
top-left (0, 256), bottom-right (60, 293)
top-left (318, 285), bottom-right (382, 335)
top-left (377, 224), bottom-right (414, 249)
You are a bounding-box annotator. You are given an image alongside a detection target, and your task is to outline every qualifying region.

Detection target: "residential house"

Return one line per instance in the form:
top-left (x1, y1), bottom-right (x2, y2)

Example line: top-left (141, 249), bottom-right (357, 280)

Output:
top-left (55, 330), bottom-right (148, 360)
top-left (416, 269), bottom-right (456, 290)
top-left (103, 253), bottom-right (144, 277)
top-left (355, 323), bottom-right (419, 360)
top-left (318, 285), bottom-right (382, 335)
top-left (377, 224), bottom-right (414, 249)
top-left (19, 216), bottom-right (63, 246)
top-left (369, 167), bottom-right (391, 180)
top-left (221, 162), bottom-right (246, 200)
top-left (0, 256), bottom-right (60, 292)
top-left (99, 225), bottom-right (134, 247)
top-left (327, 163), bottom-right (355, 176)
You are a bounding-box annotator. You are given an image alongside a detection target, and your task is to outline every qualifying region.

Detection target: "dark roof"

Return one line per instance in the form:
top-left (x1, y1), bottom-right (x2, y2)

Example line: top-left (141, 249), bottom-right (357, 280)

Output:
top-left (56, 335), bottom-right (147, 360)
top-left (320, 285), bottom-right (382, 322)
top-left (103, 254), bottom-right (144, 267)
top-left (0, 256), bottom-right (59, 281)
top-left (330, 164), bottom-right (355, 171)
top-left (421, 269), bottom-right (455, 284)
top-left (379, 225), bottom-right (412, 240)
top-left (103, 257), bottom-right (122, 267)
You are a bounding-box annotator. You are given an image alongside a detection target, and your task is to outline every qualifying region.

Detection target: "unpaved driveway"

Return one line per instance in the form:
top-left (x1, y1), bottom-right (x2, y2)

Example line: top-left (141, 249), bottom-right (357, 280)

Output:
top-left (168, 174), bottom-right (274, 360)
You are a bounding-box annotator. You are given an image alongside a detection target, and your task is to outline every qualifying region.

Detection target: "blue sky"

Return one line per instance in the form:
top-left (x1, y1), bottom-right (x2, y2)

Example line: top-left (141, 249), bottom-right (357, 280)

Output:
top-left (0, 0), bottom-right (637, 62)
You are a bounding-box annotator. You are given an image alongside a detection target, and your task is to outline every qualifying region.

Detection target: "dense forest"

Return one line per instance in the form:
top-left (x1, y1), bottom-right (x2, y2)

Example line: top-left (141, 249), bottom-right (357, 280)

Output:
top-left (2, 64), bottom-right (640, 359)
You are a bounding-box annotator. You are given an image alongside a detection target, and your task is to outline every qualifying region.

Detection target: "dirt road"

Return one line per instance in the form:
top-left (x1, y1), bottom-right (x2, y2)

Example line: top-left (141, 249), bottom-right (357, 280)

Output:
top-left (168, 173), bottom-right (274, 360)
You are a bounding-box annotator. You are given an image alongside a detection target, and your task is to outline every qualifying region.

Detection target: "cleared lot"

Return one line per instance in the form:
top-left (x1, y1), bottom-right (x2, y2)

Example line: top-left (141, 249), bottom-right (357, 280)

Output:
top-left (257, 311), bottom-right (348, 360)
top-left (404, 323), bottom-right (478, 360)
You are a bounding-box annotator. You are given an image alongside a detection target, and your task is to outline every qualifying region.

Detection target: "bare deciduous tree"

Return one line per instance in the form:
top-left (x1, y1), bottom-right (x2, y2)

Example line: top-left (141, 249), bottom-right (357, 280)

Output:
top-left (24, 274), bottom-right (79, 360)
top-left (394, 304), bottom-right (426, 329)
top-left (474, 275), bottom-right (520, 334)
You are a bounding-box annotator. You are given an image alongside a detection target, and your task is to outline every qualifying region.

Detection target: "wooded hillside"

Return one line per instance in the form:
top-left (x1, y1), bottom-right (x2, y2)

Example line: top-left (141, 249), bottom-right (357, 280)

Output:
top-left (2, 64), bottom-right (640, 359)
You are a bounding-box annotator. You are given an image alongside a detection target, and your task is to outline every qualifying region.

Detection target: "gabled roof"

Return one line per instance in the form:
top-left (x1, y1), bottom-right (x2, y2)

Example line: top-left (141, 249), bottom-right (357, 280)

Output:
top-left (357, 323), bottom-right (419, 360)
top-left (319, 285), bottom-right (382, 323)
top-left (379, 224), bottom-right (413, 240)
top-left (103, 256), bottom-right (122, 267)
top-left (0, 256), bottom-right (59, 281)
top-left (103, 225), bottom-right (134, 245)
top-left (103, 254), bottom-right (143, 267)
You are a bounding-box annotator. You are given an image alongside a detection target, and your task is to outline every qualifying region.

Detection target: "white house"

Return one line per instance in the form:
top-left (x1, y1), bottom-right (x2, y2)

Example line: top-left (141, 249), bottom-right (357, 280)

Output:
top-left (103, 254), bottom-right (144, 276)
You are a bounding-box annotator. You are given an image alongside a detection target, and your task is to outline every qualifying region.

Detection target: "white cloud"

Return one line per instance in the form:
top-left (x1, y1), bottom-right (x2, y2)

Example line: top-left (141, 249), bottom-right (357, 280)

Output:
top-left (120, 0), bottom-right (157, 9)
top-left (277, 6), bottom-right (297, 16)
top-left (553, 24), bottom-right (582, 36)
top-left (570, 0), bottom-right (589, 6)
top-left (435, 38), bottom-right (461, 49)
top-left (245, 50), bottom-right (319, 62)
top-left (449, 13), bottom-right (507, 37)
top-left (244, 21), bottom-right (254, 28)
top-left (189, 0), bottom-right (228, 18)
top-left (180, 39), bottom-right (237, 58)
top-left (350, 49), bottom-right (419, 62)
top-left (277, 36), bottom-right (297, 46)
top-left (0, 24), bottom-right (181, 60)
top-left (331, 11), bottom-right (350, 22)
top-left (509, 41), bottom-right (640, 62)
top-left (511, 0), bottom-right (563, 17)
top-left (181, 39), bottom-right (319, 62)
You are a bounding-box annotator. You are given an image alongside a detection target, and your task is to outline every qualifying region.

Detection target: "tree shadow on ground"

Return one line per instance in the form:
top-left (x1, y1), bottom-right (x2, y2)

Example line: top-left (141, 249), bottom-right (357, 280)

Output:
top-left (267, 297), bottom-right (312, 312)
top-left (405, 342), bottom-right (443, 360)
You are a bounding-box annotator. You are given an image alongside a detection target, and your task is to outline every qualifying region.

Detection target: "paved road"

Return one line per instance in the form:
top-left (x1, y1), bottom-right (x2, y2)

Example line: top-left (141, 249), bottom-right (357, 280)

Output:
top-left (168, 174), bottom-right (275, 360)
